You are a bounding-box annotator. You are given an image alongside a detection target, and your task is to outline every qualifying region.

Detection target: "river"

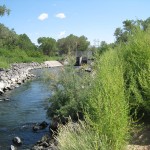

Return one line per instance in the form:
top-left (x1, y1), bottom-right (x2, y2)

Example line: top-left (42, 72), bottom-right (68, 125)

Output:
top-left (0, 68), bottom-right (56, 150)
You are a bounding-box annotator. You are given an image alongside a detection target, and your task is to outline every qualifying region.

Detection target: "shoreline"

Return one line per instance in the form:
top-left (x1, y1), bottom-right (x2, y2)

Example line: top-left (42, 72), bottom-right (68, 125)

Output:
top-left (0, 61), bottom-right (63, 95)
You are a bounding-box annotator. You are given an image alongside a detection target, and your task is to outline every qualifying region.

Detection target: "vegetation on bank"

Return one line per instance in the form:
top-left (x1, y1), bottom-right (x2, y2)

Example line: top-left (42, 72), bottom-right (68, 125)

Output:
top-left (47, 19), bottom-right (150, 150)
top-left (0, 23), bottom-right (90, 68)
top-left (0, 48), bottom-right (60, 68)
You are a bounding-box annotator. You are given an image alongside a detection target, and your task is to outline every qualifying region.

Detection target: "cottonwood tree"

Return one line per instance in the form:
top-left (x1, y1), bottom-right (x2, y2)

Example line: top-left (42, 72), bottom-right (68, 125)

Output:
top-left (17, 34), bottom-right (36, 51)
top-left (38, 37), bottom-right (57, 56)
top-left (57, 34), bottom-right (90, 55)
top-left (0, 24), bottom-right (18, 48)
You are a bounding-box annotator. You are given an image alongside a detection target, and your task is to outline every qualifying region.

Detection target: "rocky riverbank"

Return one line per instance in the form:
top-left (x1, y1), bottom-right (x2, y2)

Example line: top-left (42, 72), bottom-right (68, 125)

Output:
top-left (0, 61), bottom-right (63, 95)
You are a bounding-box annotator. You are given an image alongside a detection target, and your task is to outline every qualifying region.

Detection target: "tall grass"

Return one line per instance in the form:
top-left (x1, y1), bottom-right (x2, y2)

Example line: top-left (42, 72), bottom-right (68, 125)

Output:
top-left (84, 49), bottom-right (130, 150)
top-left (56, 121), bottom-right (101, 150)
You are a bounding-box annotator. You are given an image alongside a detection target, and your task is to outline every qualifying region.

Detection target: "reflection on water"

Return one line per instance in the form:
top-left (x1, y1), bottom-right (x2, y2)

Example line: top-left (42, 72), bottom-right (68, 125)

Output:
top-left (0, 68), bottom-right (58, 150)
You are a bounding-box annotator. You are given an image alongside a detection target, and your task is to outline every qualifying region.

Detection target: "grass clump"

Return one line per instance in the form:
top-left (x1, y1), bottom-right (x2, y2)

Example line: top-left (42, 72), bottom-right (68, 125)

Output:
top-left (56, 121), bottom-right (101, 150)
top-left (85, 49), bottom-right (130, 150)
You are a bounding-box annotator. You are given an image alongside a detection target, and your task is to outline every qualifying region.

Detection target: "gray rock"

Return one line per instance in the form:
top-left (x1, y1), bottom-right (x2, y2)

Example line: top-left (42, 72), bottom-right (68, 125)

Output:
top-left (10, 145), bottom-right (17, 150)
top-left (0, 89), bottom-right (4, 95)
top-left (0, 62), bottom-right (62, 94)
top-left (12, 136), bottom-right (22, 146)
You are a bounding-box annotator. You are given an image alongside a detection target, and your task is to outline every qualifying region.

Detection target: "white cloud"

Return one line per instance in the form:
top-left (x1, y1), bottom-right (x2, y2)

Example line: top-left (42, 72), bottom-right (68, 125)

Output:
top-left (59, 31), bottom-right (66, 37)
top-left (56, 13), bottom-right (66, 19)
top-left (38, 13), bottom-right (48, 21)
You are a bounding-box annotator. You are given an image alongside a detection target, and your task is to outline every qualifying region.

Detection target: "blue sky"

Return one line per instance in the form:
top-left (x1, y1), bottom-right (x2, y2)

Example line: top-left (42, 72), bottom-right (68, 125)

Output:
top-left (0, 0), bottom-right (150, 45)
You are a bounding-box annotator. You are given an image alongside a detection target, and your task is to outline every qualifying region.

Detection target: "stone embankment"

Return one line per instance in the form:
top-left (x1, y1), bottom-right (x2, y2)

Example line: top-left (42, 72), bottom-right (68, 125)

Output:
top-left (0, 61), bottom-right (63, 95)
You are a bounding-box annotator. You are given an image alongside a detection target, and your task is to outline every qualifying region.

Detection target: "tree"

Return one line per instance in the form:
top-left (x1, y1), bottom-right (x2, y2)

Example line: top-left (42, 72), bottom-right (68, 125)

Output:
top-left (38, 37), bottom-right (57, 56)
top-left (0, 23), bottom-right (18, 48)
top-left (97, 41), bottom-right (109, 55)
top-left (57, 34), bottom-right (90, 55)
top-left (77, 36), bottom-right (90, 51)
top-left (123, 20), bottom-right (135, 33)
top-left (17, 34), bottom-right (36, 51)
top-left (0, 5), bottom-right (10, 16)
top-left (114, 18), bottom-right (150, 43)
top-left (114, 27), bottom-right (128, 43)
top-left (142, 17), bottom-right (150, 31)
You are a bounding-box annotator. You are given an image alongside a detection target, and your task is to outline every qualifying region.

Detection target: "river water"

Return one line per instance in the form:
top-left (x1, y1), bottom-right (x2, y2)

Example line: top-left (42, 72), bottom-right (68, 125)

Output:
top-left (0, 68), bottom-right (56, 150)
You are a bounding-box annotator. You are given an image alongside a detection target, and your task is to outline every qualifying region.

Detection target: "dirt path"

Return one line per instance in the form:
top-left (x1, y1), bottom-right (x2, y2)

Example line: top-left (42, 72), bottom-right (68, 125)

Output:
top-left (127, 125), bottom-right (150, 150)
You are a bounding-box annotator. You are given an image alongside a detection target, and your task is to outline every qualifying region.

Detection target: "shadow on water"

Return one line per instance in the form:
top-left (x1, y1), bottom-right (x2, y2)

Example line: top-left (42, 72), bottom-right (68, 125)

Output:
top-left (0, 68), bottom-right (59, 150)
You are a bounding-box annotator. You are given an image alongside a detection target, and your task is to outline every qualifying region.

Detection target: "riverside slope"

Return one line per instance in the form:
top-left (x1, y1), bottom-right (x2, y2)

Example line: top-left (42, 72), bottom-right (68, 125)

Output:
top-left (0, 61), bottom-right (63, 95)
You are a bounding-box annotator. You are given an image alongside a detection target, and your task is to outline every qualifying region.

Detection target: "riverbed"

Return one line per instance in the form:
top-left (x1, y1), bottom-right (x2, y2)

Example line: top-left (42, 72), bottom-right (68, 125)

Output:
top-left (0, 68), bottom-right (56, 150)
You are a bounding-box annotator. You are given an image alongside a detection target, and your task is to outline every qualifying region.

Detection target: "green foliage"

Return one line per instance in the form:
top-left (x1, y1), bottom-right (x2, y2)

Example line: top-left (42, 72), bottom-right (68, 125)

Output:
top-left (120, 29), bottom-right (150, 115)
top-left (47, 62), bottom-right (92, 120)
top-left (47, 18), bottom-right (150, 150)
top-left (97, 41), bottom-right (109, 55)
top-left (0, 48), bottom-right (56, 68)
top-left (0, 24), bottom-right (18, 49)
top-left (77, 35), bottom-right (90, 51)
top-left (17, 34), bottom-right (36, 51)
top-left (0, 56), bottom-right (10, 68)
top-left (84, 49), bottom-right (130, 150)
top-left (0, 5), bottom-right (10, 16)
top-left (47, 50), bottom-right (130, 150)
top-left (57, 34), bottom-right (90, 55)
top-left (114, 17), bottom-right (150, 43)
top-left (38, 37), bottom-right (57, 56)
top-left (56, 121), bottom-right (102, 150)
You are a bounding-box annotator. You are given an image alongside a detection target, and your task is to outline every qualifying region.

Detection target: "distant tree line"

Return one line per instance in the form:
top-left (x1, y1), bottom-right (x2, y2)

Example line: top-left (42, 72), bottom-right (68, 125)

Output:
top-left (0, 23), bottom-right (91, 56)
top-left (1, 5), bottom-right (150, 58)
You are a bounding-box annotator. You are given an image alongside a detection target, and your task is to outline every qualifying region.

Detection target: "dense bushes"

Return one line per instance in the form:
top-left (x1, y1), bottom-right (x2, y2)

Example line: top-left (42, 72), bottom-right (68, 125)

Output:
top-left (47, 28), bottom-right (150, 150)
top-left (120, 29), bottom-right (150, 116)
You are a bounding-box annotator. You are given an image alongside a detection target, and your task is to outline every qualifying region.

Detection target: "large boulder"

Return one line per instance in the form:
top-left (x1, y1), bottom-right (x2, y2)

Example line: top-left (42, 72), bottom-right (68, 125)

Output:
top-left (0, 81), bottom-right (5, 89)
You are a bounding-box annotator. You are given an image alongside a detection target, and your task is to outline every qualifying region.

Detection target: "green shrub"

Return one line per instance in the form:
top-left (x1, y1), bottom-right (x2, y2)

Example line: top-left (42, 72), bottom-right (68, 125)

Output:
top-left (47, 63), bottom-right (92, 120)
top-left (121, 29), bottom-right (150, 116)
top-left (0, 56), bottom-right (10, 68)
top-left (48, 29), bottom-right (150, 150)
top-left (85, 49), bottom-right (130, 150)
